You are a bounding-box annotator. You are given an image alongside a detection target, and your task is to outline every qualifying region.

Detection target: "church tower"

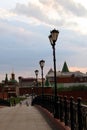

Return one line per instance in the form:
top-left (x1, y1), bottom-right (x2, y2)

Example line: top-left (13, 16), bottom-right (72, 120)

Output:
top-left (11, 72), bottom-right (15, 80)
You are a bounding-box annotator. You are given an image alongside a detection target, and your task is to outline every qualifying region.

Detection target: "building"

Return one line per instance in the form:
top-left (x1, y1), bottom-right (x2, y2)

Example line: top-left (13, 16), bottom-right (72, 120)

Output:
top-left (18, 76), bottom-right (46, 95)
top-left (46, 61), bottom-right (87, 88)
top-left (1, 73), bottom-right (19, 98)
top-left (18, 76), bottom-right (46, 88)
top-left (18, 77), bottom-right (36, 88)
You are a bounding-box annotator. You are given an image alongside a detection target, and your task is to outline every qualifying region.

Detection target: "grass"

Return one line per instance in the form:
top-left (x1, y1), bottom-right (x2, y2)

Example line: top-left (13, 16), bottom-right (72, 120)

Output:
top-left (8, 97), bottom-right (26, 106)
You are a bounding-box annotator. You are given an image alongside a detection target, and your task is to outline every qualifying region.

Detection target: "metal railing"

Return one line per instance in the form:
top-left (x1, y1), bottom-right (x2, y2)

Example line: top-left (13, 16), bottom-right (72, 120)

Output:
top-left (32, 95), bottom-right (87, 130)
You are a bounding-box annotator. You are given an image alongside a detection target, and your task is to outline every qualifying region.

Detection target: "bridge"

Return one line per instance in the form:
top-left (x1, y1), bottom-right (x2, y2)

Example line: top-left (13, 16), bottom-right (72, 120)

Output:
top-left (0, 95), bottom-right (87, 130)
top-left (0, 97), bottom-right (66, 130)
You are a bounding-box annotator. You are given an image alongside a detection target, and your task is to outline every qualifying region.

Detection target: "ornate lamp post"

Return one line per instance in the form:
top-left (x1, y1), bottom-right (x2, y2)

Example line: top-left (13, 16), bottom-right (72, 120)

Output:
top-left (39, 60), bottom-right (45, 96)
top-left (48, 29), bottom-right (59, 117)
top-left (35, 70), bottom-right (39, 95)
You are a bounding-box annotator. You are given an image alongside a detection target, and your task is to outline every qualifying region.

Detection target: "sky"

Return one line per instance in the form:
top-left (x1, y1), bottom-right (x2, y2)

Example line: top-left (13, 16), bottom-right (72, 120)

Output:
top-left (0, 0), bottom-right (87, 81)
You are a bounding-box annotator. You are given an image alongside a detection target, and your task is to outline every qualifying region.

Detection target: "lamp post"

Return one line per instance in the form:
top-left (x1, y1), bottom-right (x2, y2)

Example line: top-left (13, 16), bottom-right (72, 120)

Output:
top-left (35, 70), bottom-right (39, 95)
top-left (39, 60), bottom-right (45, 96)
top-left (31, 87), bottom-right (33, 105)
top-left (48, 29), bottom-right (59, 117)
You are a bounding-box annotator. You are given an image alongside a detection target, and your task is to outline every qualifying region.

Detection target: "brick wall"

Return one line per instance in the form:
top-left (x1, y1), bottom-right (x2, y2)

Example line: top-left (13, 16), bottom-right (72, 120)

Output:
top-left (58, 91), bottom-right (87, 101)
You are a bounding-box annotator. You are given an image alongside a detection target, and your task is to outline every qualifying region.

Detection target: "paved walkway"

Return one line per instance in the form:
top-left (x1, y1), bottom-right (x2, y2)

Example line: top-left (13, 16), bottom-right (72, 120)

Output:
top-left (0, 97), bottom-right (60, 130)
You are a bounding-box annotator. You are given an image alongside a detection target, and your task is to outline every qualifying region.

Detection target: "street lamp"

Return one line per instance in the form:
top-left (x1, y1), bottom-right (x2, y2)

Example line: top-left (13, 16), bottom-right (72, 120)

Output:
top-left (35, 70), bottom-right (39, 95)
top-left (39, 60), bottom-right (45, 96)
top-left (48, 29), bottom-right (59, 117)
top-left (31, 87), bottom-right (33, 105)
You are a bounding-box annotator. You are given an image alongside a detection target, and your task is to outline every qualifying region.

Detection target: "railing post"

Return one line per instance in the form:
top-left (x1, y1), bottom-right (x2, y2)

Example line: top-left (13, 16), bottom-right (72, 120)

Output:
top-left (50, 95), bottom-right (53, 113)
top-left (52, 95), bottom-right (54, 114)
top-left (40, 95), bottom-right (42, 106)
top-left (64, 96), bottom-right (68, 126)
top-left (77, 97), bottom-right (83, 130)
top-left (54, 96), bottom-right (58, 118)
top-left (60, 96), bottom-right (64, 121)
top-left (54, 95), bottom-right (60, 119)
top-left (57, 95), bottom-right (60, 119)
top-left (70, 97), bottom-right (74, 130)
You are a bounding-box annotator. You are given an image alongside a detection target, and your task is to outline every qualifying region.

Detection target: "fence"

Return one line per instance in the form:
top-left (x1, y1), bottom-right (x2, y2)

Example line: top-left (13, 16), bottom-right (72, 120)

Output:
top-left (32, 95), bottom-right (87, 130)
top-left (0, 98), bottom-right (10, 106)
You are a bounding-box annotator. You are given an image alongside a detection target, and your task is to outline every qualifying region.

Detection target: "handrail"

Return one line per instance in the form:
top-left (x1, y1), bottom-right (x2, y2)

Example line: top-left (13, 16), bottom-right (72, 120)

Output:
top-left (32, 94), bottom-right (87, 130)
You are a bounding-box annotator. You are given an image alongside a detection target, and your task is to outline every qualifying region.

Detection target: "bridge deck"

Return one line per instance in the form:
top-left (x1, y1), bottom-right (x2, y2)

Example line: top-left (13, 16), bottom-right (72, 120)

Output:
top-left (0, 97), bottom-right (69, 130)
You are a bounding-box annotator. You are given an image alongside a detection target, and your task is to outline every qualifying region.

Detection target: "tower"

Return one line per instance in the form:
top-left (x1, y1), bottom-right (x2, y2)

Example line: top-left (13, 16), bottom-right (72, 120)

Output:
top-left (5, 73), bottom-right (8, 84)
top-left (11, 72), bottom-right (15, 80)
top-left (62, 61), bottom-right (69, 72)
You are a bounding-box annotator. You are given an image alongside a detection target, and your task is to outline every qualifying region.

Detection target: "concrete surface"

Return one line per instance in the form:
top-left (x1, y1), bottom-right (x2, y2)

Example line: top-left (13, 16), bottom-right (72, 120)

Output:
top-left (0, 96), bottom-right (70, 130)
top-left (0, 98), bottom-right (57, 130)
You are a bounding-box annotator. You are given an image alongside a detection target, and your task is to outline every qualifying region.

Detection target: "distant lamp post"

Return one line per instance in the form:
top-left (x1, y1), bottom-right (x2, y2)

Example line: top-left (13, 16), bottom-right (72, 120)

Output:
top-left (48, 29), bottom-right (59, 117)
top-left (31, 87), bottom-right (33, 105)
top-left (35, 70), bottom-right (39, 95)
top-left (39, 60), bottom-right (45, 96)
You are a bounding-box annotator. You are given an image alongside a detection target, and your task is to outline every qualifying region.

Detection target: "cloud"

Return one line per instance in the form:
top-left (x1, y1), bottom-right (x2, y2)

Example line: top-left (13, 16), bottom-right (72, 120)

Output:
top-left (0, 1), bottom-right (87, 81)
top-left (11, 0), bottom-right (87, 35)
top-left (13, 2), bottom-right (48, 23)
top-left (12, 1), bottom-right (64, 27)
top-left (52, 0), bottom-right (87, 17)
top-left (70, 67), bottom-right (87, 73)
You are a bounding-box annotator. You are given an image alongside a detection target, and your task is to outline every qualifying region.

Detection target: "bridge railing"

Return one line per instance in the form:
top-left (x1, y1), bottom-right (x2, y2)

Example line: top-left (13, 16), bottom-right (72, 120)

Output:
top-left (32, 94), bottom-right (87, 130)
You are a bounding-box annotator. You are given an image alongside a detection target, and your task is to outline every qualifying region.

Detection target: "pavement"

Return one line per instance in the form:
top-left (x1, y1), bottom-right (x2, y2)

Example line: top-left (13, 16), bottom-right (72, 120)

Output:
top-left (0, 97), bottom-right (56, 130)
top-left (0, 97), bottom-right (70, 130)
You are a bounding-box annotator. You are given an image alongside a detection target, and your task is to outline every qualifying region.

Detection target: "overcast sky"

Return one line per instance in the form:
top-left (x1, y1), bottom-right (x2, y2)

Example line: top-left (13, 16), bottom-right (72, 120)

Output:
top-left (0, 0), bottom-right (87, 81)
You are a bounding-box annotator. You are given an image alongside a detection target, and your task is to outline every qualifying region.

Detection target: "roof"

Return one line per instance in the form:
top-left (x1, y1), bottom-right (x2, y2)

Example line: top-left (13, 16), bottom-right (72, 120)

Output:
top-left (9, 79), bottom-right (17, 84)
top-left (62, 61), bottom-right (69, 72)
top-left (19, 77), bottom-right (36, 82)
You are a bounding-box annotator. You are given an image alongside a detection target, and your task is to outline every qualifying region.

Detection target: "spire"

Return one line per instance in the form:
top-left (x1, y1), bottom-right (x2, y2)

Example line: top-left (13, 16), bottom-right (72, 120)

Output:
top-left (45, 78), bottom-right (50, 87)
top-left (11, 72), bottom-right (15, 80)
top-left (62, 61), bottom-right (69, 72)
top-left (10, 72), bottom-right (17, 84)
top-left (5, 73), bottom-right (8, 84)
top-left (47, 68), bottom-right (53, 74)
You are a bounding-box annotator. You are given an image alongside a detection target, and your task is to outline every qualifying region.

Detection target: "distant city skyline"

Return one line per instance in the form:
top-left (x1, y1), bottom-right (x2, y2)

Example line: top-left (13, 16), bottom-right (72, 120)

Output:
top-left (0, 0), bottom-right (87, 81)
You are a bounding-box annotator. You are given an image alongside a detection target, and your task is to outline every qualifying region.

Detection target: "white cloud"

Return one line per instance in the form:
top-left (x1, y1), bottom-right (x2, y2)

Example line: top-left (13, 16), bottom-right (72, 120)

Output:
top-left (0, 8), bottom-right (16, 19)
top-left (55, 0), bottom-right (87, 17)
top-left (9, 0), bottom-right (87, 35)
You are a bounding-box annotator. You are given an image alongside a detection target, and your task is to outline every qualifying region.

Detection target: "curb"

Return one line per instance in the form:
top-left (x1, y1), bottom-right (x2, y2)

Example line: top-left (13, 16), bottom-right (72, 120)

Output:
top-left (35, 105), bottom-right (70, 130)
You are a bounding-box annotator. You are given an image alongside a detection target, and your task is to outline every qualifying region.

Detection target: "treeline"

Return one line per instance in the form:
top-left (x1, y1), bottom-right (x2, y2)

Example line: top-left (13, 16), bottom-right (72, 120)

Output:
top-left (57, 85), bottom-right (87, 91)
